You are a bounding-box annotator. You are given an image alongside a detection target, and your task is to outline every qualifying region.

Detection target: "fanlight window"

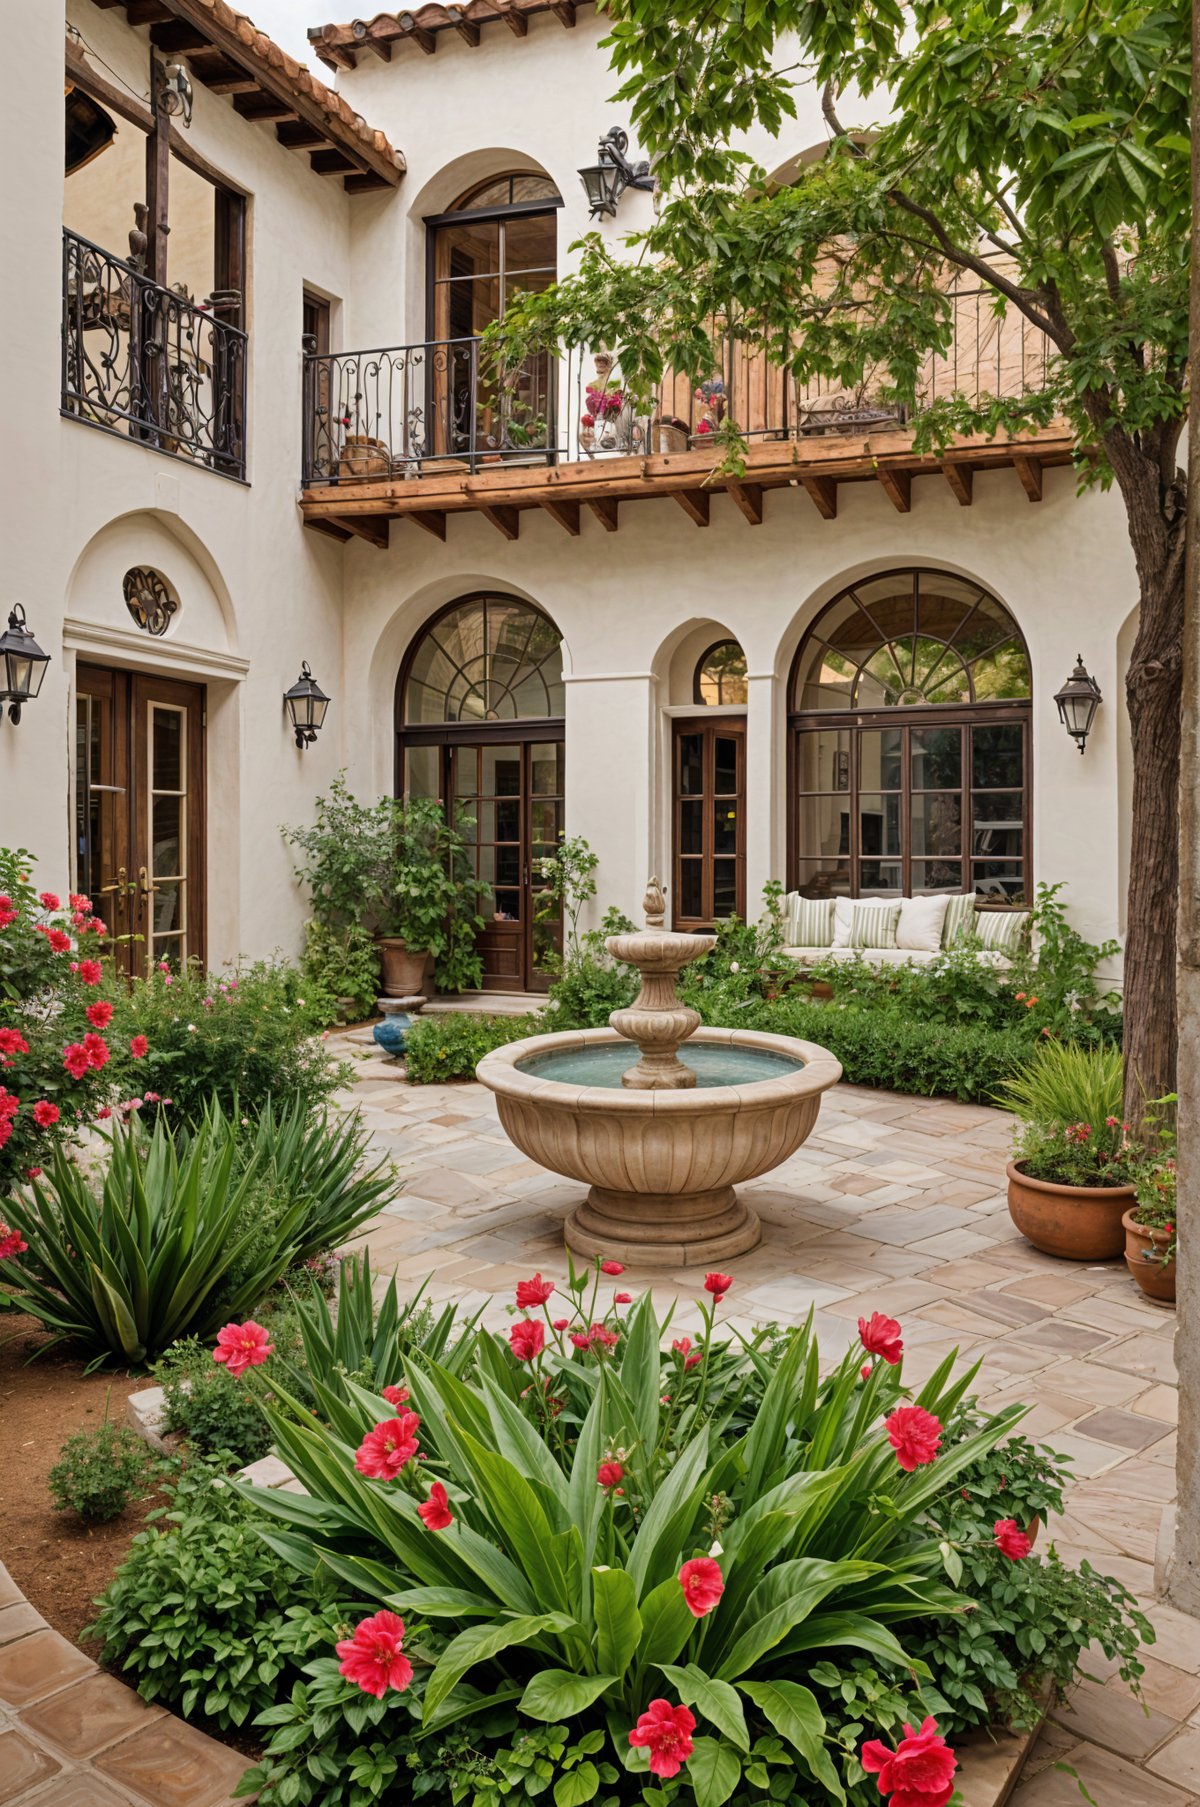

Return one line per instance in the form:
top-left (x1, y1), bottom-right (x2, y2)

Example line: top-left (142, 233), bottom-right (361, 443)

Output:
top-left (794, 570), bottom-right (1030, 711)
top-left (694, 640), bottom-right (748, 706)
top-left (451, 173), bottom-right (562, 211)
top-left (404, 597), bottom-right (564, 724)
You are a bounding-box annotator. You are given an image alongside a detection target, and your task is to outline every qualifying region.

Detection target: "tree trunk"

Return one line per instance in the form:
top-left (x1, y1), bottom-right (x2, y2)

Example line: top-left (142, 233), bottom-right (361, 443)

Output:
top-left (1113, 438), bottom-right (1186, 1120)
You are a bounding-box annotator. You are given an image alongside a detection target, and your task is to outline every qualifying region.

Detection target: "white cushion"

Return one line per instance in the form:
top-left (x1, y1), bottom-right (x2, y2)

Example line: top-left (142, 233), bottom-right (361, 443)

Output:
top-left (786, 893), bottom-right (835, 948)
top-left (832, 896), bottom-right (899, 948)
top-left (941, 893), bottom-right (977, 947)
top-left (780, 945), bottom-right (1013, 970)
top-left (897, 893), bottom-right (950, 953)
top-left (974, 910), bottom-right (1030, 952)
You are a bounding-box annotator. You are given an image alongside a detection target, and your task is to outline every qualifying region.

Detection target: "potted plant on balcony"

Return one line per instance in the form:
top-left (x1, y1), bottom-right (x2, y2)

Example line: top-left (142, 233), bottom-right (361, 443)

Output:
top-left (998, 1043), bottom-right (1137, 1260)
top-left (1124, 1096), bottom-right (1177, 1306)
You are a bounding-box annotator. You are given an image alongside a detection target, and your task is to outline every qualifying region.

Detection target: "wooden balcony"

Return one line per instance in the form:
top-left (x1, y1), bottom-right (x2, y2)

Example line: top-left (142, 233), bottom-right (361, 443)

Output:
top-left (300, 301), bottom-right (1071, 546)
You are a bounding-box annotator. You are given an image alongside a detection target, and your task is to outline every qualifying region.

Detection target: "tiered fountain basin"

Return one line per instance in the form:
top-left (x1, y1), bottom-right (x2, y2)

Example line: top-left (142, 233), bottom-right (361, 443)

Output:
top-left (476, 1024), bottom-right (842, 1266)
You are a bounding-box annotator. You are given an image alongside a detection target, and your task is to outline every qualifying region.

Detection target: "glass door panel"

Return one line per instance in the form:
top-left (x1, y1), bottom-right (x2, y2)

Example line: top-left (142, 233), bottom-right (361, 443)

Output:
top-left (672, 720), bottom-right (745, 930)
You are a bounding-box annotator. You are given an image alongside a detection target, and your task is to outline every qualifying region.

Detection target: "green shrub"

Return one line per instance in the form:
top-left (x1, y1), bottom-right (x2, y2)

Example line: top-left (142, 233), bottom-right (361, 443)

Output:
top-left (235, 1098), bottom-right (397, 1271)
top-left (3, 1112), bottom-right (317, 1364)
top-left (298, 919), bottom-right (380, 1027)
top-left (86, 1461), bottom-right (344, 1732)
top-left (403, 1012), bottom-right (541, 1083)
top-left (106, 958), bottom-right (349, 1127)
top-left (996, 1038), bottom-right (1125, 1125)
top-left (48, 1419), bottom-right (151, 1521)
top-left (291, 1254), bottom-right (470, 1404)
top-left (155, 1336), bottom-right (275, 1466)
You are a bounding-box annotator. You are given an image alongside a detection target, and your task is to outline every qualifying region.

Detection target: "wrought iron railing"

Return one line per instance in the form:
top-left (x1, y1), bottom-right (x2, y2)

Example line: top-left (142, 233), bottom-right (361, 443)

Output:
top-left (62, 229), bottom-right (248, 481)
top-left (301, 286), bottom-right (1054, 486)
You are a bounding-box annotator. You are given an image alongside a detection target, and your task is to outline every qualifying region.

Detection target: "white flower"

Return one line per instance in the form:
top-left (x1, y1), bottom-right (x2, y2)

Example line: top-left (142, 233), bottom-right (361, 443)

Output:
top-left (709, 1539), bottom-right (724, 1557)
top-left (730, 961), bottom-right (740, 973)
top-left (186, 1023), bottom-right (197, 1033)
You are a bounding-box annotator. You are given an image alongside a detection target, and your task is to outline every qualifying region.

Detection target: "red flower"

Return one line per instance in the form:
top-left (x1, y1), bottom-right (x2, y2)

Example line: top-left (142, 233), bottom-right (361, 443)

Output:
top-left (861, 1717), bottom-right (957, 1807)
top-left (69, 893), bottom-right (92, 913)
top-left (552, 1318), bottom-right (570, 1331)
top-left (336, 1611), bottom-right (413, 1698)
top-left (129, 1035), bottom-right (149, 1058)
top-left (704, 1272), bottom-right (733, 1297)
top-left (678, 1557), bottom-right (724, 1617)
top-left (86, 1001), bottom-right (114, 1029)
top-left (629, 1700), bottom-right (696, 1778)
top-left (509, 1317), bottom-right (545, 1363)
top-left (77, 960), bottom-right (102, 986)
top-left (82, 1033), bottom-right (109, 1070)
top-left (355, 1413), bottom-right (421, 1480)
top-left (570, 1332), bottom-right (592, 1349)
top-left (32, 1101), bottom-right (60, 1128)
top-left (95, 1105), bottom-right (112, 1120)
top-left (418, 1481), bottom-right (454, 1530)
top-left (213, 1319), bottom-right (274, 1379)
top-left (672, 1337), bottom-right (692, 1356)
top-left (684, 1349), bottom-right (702, 1369)
top-left (597, 1460), bottom-right (625, 1490)
top-left (600, 1260), bottom-right (625, 1275)
top-left (0, 1222), bottom-right (28, 1260)
top-left (0, 1029), bottom-right (29, 1057)
top-left (39, 892), bottom-right (61, 911)
top-left (62, 1043), bottom-right (90, 1080)
top-left (515, 1272), bottom-right (555, 1308)
top-left (993, 1518), bottom-right (1032, 1560)
top-left (588, 1321), bottom-right (618, 1349)
top-left (44, 928), bottom-right (72, 954)
top-left (861, 1364), bottom-right (873, 1381)
top-left (859, 1312), bottom-right (904, 1365)
top-left (885, 1405), bottom-right (943, 1473)
top-left (24, 1168), bottom-right (41, 1181)
top-left (381, 1384), bottom-right (409, 1406)
top-left (614, 1292), bottom-right (632, 1304)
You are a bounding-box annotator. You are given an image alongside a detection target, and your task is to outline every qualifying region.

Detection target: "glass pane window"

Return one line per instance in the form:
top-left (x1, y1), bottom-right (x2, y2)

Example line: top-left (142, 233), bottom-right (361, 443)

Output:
top-left (404, 598), bottom-right (563, 724)
top-left (694, 640), bottom-right (748, 705)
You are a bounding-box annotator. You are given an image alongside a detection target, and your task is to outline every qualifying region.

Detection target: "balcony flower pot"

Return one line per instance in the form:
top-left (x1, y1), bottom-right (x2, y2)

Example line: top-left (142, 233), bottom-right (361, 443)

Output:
top-left (338, 434), bottom-right (390, 479)
top-left (1005, 1161), bottom-right (1133, 1261)
top-left (1122, 1208), bottom-right (1176, 1307)
top-left (652, 418), bottom-right (689, 454)
top-left (375, 935), bottom-right (432, 999)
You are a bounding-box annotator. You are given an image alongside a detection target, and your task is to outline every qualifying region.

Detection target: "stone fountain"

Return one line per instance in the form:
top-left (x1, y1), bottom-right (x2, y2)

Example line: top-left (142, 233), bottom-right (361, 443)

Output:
top-left (475, 878), bottom-right (842, 1267)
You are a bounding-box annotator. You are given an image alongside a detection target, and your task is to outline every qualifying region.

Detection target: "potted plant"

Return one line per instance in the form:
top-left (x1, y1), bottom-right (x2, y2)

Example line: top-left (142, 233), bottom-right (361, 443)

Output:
top-left (1124, 1096), bottom-right (1176, 1306)
top-left (999, 1043), bottom-right (1137, 1260)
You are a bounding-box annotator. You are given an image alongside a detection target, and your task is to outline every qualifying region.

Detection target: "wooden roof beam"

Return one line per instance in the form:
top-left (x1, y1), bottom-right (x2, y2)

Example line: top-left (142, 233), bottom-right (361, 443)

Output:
top-left (800, 474), bottom-right (837, 519)
top-left (726, 481), bottom-right (763, 524)
top-left (233, 94), bottom-right (299, 121)
top-left (480, 504), bottom-right (521, 539)
top-left (588, 498), bottom-right (619, 531)
top-left (130, 2), bottom-right (178, 25)
top-left (552, 0), bottom-right (578, 22)
top-left (148, 18), bottom-right (211, 49)
top-left (540, 498), bottom-right (581, 535)
top-left (408, 511), bottom-right (447, 540)
top-left (335, 515), bottom-right (389, 547)
top-left (455, 18), bottom-right (482, 43)
top-left (876, 467), bottom-right (911, 512)
top-left (344, 171), bottom-right (396, 193)
top-left (198, 66), bottom-right (263, 94)
top-left (502, 4), bottom-right (530, 33)
top-left (674, 489), bottom-right (711, 526)
top-left (277, 120), bottom-right (328, 149)
top-left (1013, 453), bottom-right (1043, 501)
top-left (944, 460), bottom-right (973, 506)
top-left (311, 148), bottom-right (359, 175)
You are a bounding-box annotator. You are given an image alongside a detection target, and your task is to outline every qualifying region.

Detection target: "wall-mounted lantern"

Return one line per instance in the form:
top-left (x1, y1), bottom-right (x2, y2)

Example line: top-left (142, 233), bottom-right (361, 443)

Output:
top-left (1054, 654), bottom-right (1102, 754)
top-left (284, 662), bottom-right (330, 750)
top-left (579, 127), bottom-right (655, 217)
top-left (156, 59), bottom-right (193, 128)
top-left (0, 606), bottom-right (51, 726)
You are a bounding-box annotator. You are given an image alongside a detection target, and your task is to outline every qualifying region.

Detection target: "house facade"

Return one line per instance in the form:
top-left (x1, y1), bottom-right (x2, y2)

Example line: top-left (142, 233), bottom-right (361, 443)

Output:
top-left (1, 0), bottom-right (1141, 992)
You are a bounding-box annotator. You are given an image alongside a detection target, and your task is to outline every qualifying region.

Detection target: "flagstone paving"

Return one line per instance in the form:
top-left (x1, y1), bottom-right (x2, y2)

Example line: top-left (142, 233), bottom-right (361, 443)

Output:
top-left (336, 1047), bottom-right (1200, 1805)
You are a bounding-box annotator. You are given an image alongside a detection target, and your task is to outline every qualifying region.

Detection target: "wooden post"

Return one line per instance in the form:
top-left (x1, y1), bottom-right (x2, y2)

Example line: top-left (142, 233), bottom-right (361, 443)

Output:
top-left (1168, 0), bottom-right (1200, 1620)
top-left (145, 51), bottom-right (170, 285)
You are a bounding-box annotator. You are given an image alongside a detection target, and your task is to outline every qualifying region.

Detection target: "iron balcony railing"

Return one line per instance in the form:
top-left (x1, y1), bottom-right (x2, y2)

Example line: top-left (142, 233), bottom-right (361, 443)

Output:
top-left (62, 229), bottom-right (248, 481)
top-left (301, 286), bottom-right (1054, 487)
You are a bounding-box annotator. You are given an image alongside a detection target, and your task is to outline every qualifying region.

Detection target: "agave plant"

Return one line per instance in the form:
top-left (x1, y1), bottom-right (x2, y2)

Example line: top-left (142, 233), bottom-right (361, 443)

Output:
top-left (233, 1098), bottom-right (397, 1267)
top-left (248, 1294), bottom-right (1021, 1804)
top-left (290, 1253), bottom-right (478, 1401)
top-left (2, 1115), bottom-right (311, 1365)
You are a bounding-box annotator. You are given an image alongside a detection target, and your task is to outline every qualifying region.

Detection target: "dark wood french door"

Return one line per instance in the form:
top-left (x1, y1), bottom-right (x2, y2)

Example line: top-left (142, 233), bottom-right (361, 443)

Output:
top-left (75, 666), bottom-right (206, 976)
top-left (672, 719), bottom-right (746, 931)
top-left (402, 733), bottom-right (564, 992)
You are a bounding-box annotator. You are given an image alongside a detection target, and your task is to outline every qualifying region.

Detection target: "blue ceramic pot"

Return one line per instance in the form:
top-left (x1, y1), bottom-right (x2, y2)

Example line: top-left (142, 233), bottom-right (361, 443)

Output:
top-left (373, 1012), bottom-right (414, 1056)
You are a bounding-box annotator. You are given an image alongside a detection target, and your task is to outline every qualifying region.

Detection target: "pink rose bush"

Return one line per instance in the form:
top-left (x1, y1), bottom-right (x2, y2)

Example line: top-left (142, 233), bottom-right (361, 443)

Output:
top-left (861, 1718), bottom-right (957, 1807)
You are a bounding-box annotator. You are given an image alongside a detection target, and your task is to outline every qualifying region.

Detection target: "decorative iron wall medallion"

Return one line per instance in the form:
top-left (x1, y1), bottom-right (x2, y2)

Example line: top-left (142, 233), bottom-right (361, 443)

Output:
top-left (122, 568), bottom-right (177, 637)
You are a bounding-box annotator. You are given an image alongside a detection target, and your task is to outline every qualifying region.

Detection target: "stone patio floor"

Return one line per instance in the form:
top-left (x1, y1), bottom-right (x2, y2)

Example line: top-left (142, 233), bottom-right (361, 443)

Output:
top-left (336, 1045), bottom-right (1199, 1807)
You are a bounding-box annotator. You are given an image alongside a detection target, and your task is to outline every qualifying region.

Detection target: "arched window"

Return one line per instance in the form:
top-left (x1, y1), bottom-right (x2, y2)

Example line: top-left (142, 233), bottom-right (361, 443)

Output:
top-left (450, 173), bottom-right (562, 210)
top-left (789, 569), bottom-right (1031, 899)
top-left (693, 640), bottom-right (748, 705)
top-left (397, 596), bottom-right (565, 994)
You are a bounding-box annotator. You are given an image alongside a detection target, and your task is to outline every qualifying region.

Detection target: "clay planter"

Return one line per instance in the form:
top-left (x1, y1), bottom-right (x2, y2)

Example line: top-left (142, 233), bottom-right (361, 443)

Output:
top-left (376, 936), bottom-right (431, 998)
top-left (338, 434), bottom-right (390, 478)
top-left (1122, 1208), bottom-right (1177, 1307)
top-left (1006, 1161), bottom-right (1133, 1261)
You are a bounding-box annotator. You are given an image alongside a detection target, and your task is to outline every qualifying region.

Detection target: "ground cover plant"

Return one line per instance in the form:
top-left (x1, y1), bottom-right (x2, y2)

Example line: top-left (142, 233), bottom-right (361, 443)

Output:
top-left (48, 1416), bottom-right (154, 1522)
top-left (403, 1012), bottom-right (542, 1083)
top-left (227, 1268), bottom-right (1150, 1807)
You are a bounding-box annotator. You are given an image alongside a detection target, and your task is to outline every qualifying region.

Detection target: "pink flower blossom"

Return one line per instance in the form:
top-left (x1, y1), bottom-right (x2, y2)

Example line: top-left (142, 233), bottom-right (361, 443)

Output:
top-left (355, 1413), bottom-right (421, 1480)
top-left (32, 1101), bottom-right (60, 1128)
top-left (859, 1312), bottom-right (904, 1365)
top-left (993, 1519), bottom-right (1032, 1560)
top-left (0, 1029), bottom-right (29, 1057)
top-left (62, 1044), bottom-right (90, 1080)
top-left (597, 1460), bottom-right (625, 1491)
top-left (884, 1405), bottom-right (943, 1473)
top-left (600, 1260), bottom-right (625, 1275)
top-left (213, 1320), bottom-right (274, 1379)
top-left (678, 1557), bottom-right (724, 1617)
top-left (77, 960), bottom-right (103, 986)
top-left (0, 1222), bottom-right (28, 1260)
top-left (129, 1036), bottom-right (149, 1059)
top-left (82, 1033), bottom-right (109, 1070)
top-left (509, 1318), bottom-right (545, 1363)
top-left (704, 1272), bottom-right (732, 1297)
top-left (336, 1611), bottom-right (413, 1697)
top-left (860, 1717), bottom-right (956, 1807)
top-left (85, 1001), bottom-right (114, 1029)
top-left (515, 1273), bottom-right (555, 1308)
top-left (381, 1384), bottom-right (410, 1407)
top-left (418, 1481), bottom-right (454, 1530)
top-left (39, 892), bottom-right (61, 911)
top-left (629, 1701), bottom-right (696, 1778)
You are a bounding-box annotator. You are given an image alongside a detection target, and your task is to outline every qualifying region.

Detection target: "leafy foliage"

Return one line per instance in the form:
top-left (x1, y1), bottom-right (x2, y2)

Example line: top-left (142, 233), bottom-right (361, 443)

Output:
top-left (155, 1335), bottom-right (276, 1466)
top-left (403, 1013), bottom-right (542, 1084)
top-left (48, 1418), bottom-right (152, 1521)
top-left (291, 1254), bottom-right (474, 1404)
top-left (997, 1039), bottom-right (1125, 1127)
top-left (298, 920), bottom-right (382, 1028)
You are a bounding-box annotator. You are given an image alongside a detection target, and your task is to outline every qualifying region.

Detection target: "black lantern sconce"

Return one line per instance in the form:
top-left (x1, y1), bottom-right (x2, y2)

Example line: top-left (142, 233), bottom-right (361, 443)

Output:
top-left (156, 59), bottom-right (193, 128)
top-left (579, 127), bottom-right (655, 217)
top-left (1054, 654), bottom-right (1102, 754)
top-left (284, 662), bottom-right (330, 751)
top-left (0, 605), bottom-right (51, 726)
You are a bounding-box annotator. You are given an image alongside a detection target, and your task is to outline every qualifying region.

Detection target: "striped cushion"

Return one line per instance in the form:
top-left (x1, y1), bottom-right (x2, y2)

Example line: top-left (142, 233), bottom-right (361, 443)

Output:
top-left (941, 893), bottom-right (978, 948)
top-left (847, 900), bottom-right (901, 950)
top-left (787, 894), bottom-right (836, 948)
top-left (973, 910), bottom-right (1029, 953)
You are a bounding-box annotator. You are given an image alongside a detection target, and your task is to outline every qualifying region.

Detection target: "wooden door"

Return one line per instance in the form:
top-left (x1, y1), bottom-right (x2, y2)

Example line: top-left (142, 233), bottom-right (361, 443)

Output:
top-left (75, 666), bottom-right (206, 975)
top-left (672, 719), bottom-right (746, 931)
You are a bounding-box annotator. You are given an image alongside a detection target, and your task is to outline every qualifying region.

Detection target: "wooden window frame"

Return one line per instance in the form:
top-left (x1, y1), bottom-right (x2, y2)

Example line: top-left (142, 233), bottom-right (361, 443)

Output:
top-left (672, 717), bottom-right (747, 931)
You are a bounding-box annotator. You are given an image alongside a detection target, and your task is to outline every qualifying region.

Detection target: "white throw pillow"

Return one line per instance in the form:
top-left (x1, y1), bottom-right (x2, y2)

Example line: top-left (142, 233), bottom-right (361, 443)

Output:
top-left (832, 896), bottom-right (897, 948)
top-left (787, 894), bottom-right (836, 948)
top-left (897, 893), bottom-right (951, 953)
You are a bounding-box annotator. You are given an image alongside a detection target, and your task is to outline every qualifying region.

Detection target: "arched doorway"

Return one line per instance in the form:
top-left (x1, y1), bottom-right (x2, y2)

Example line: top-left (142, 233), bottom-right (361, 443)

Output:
top-left (396, 595), bottom-right (565, 992)
top-left (671, 637), bottom-right (748, 931)
top-left (788, 569), bottom-right (1031, 899)
top-left (426, 170), bottom-right (561, 463)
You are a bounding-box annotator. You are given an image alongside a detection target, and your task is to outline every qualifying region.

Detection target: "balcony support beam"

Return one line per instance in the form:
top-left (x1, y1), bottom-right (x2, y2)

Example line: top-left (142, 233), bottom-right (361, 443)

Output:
top-left (727, 481), bottom-right (763, 525)
top-left (876, 467), bottom-right (911, 512)
top-left (481, 505), bottom-right (521, 540)
top-left (540, 499), bottom-right (581, 535)
top-left (800, 474), bottom-right (838, 519)
top-left (1013, 454), bottom-right (1043, 501)
top-left (408, 511), bottom-right (447, 540)
top-left (944, 460), bottom-right (974, 506)
top-left (588, 498), bottom-right (620, 531)
top-left (674, 489), bottom-right (711, 526)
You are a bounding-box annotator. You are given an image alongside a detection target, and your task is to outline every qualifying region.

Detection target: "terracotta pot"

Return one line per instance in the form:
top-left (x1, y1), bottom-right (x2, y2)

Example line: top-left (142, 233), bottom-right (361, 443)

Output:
top-left (1005, 1161), bottom-right (1134, 1261)
top-left (338, 434), bottom-right (390, 478)
top-left (376, 936), bottom-right (431, 998)
top-left (1122, 1207), bottom-right (1177, 1307)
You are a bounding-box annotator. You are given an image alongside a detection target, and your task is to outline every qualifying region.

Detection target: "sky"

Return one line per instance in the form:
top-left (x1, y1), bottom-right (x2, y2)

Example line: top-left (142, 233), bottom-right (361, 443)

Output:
top-left (245, 0), bottom-right (320, 66)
